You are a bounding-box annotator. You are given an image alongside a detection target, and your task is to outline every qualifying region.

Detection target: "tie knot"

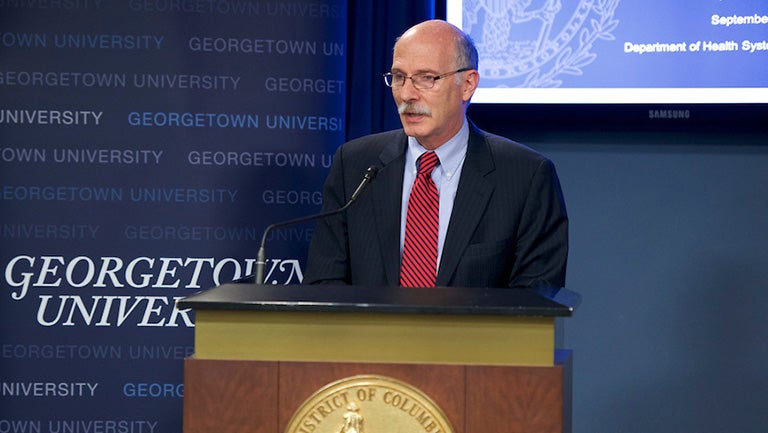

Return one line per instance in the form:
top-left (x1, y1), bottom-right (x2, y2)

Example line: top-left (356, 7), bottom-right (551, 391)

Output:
top-left (417, 151), bottom-right (439, 176)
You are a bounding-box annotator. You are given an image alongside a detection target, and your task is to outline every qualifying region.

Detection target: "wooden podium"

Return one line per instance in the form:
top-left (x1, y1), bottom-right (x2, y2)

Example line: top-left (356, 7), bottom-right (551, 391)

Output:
top-left (178, 284), bottom-right (575, 433)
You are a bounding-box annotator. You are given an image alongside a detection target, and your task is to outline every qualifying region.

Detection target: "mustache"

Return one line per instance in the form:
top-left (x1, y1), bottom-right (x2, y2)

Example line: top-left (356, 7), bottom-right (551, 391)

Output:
top-left (398, 102), bottom-right (432, 117)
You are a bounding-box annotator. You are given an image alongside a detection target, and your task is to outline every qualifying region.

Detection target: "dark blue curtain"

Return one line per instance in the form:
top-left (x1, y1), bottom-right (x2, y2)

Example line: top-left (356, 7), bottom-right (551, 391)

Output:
top-left (346, 0), bottom-right (435, 140)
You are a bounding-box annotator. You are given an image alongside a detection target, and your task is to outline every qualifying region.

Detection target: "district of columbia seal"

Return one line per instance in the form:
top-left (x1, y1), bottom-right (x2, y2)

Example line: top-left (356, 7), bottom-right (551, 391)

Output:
top-left (284, 375), bottom-right (455, 433)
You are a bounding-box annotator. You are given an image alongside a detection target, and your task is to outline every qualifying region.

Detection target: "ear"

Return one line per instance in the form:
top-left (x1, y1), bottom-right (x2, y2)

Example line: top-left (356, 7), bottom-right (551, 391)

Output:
top-left (461, 69), bottom-right (479, 102)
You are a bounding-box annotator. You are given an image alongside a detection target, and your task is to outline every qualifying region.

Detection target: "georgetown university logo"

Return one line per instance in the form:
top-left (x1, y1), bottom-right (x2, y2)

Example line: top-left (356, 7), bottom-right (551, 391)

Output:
top-left (463, 0), bottom-right (619, 87)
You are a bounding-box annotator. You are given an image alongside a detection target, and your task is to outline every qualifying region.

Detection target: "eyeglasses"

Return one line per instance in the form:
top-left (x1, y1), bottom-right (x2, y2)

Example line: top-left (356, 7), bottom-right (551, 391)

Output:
top-left (383, 67), bottom-right (473, 90)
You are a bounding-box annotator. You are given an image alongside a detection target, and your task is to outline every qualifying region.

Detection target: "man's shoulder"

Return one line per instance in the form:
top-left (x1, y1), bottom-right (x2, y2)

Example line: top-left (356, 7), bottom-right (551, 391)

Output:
top-left (337, 129), bottom-right (406, 161)
top-left (344, 129), bottom-right (405, 147)
top-left (470, 124), bottom-right (549, 164)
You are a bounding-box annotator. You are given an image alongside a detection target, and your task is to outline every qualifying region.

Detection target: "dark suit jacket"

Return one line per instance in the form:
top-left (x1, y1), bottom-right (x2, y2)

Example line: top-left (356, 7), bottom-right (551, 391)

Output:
top-left (303, 122), bottom-right (568, 289)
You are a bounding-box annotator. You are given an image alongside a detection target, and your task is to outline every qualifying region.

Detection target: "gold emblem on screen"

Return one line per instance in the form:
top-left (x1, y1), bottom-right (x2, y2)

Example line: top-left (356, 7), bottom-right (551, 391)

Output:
top-left (284, 375), bottom-right (454, 433)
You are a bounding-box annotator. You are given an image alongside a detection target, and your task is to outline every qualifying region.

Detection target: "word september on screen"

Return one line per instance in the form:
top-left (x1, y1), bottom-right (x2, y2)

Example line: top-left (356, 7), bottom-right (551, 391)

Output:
top-left (447, 0), bottom-right (768, 103)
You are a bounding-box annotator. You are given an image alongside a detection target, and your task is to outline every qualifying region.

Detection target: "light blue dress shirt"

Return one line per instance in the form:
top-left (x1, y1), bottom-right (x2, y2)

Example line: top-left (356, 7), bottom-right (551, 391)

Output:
top-left (400, 119), bottom-right (469, 270)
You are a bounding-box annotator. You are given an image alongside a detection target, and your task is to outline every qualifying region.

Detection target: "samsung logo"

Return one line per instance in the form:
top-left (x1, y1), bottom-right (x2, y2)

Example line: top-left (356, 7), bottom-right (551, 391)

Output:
top-left (648, 109), bottom-right (691, 120)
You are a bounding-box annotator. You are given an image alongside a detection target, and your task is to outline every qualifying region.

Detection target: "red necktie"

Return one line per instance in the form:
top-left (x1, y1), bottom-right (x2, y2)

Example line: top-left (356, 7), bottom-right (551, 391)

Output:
top-left (400, 151), bottom-right (440, 287)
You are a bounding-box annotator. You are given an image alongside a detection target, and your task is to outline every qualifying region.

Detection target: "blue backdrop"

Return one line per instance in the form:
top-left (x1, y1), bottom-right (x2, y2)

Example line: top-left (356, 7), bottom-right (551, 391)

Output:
top-left (1, 2), bottom-right (346, 431)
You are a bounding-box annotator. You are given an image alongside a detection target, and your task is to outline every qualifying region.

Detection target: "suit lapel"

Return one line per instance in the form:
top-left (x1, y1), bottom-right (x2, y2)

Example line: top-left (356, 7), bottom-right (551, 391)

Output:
top-left (371, 134), bottom-right (407, 286)
top-left (437, 126), bottom-right (495, 285)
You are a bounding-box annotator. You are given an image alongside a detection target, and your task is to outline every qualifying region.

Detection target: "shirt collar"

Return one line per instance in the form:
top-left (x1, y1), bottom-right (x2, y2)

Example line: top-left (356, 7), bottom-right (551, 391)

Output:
top-left (407, 119), bottom-right (469, 179)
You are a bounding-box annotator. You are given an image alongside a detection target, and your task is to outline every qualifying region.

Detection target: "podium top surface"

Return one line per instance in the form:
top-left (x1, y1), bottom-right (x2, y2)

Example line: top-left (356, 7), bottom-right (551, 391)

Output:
top-left (176, 283), bottom-right (574, 317)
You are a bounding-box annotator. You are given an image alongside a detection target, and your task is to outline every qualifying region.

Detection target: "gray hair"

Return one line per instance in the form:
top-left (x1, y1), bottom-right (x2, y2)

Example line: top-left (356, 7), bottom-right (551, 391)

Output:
top-left (454, 29), bottom-right (478, 70)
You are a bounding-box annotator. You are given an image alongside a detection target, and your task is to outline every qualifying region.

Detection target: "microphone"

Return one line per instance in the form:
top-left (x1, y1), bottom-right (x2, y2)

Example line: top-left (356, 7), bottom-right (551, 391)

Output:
top-left (254, 165), bottom-right (379, 285)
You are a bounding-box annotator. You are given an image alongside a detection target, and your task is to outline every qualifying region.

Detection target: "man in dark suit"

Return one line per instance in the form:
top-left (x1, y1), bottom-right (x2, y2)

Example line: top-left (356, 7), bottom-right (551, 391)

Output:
top-left (303, 20), bottom-right (568, 289)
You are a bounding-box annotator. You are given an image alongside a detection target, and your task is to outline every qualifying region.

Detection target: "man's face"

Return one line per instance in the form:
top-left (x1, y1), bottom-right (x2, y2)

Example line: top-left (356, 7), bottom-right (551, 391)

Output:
top-left (390, 30), bottom-right (476, 150)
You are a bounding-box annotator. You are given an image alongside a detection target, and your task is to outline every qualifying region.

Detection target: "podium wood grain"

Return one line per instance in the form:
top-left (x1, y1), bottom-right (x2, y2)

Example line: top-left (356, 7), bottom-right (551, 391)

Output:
top-left (183, 359), bottom-right (278, 433)
top-left (184, 357), bottom-right (571, 433)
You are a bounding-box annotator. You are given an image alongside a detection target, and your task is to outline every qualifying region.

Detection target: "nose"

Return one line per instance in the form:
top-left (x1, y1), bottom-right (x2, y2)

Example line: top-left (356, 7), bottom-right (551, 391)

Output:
top-left (396, 77), bottom-right (420, 102)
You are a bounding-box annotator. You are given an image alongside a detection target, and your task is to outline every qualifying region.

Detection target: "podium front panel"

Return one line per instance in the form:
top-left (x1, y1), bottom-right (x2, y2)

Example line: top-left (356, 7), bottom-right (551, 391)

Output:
top-left (193, 309), bottom-right (556, 366)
